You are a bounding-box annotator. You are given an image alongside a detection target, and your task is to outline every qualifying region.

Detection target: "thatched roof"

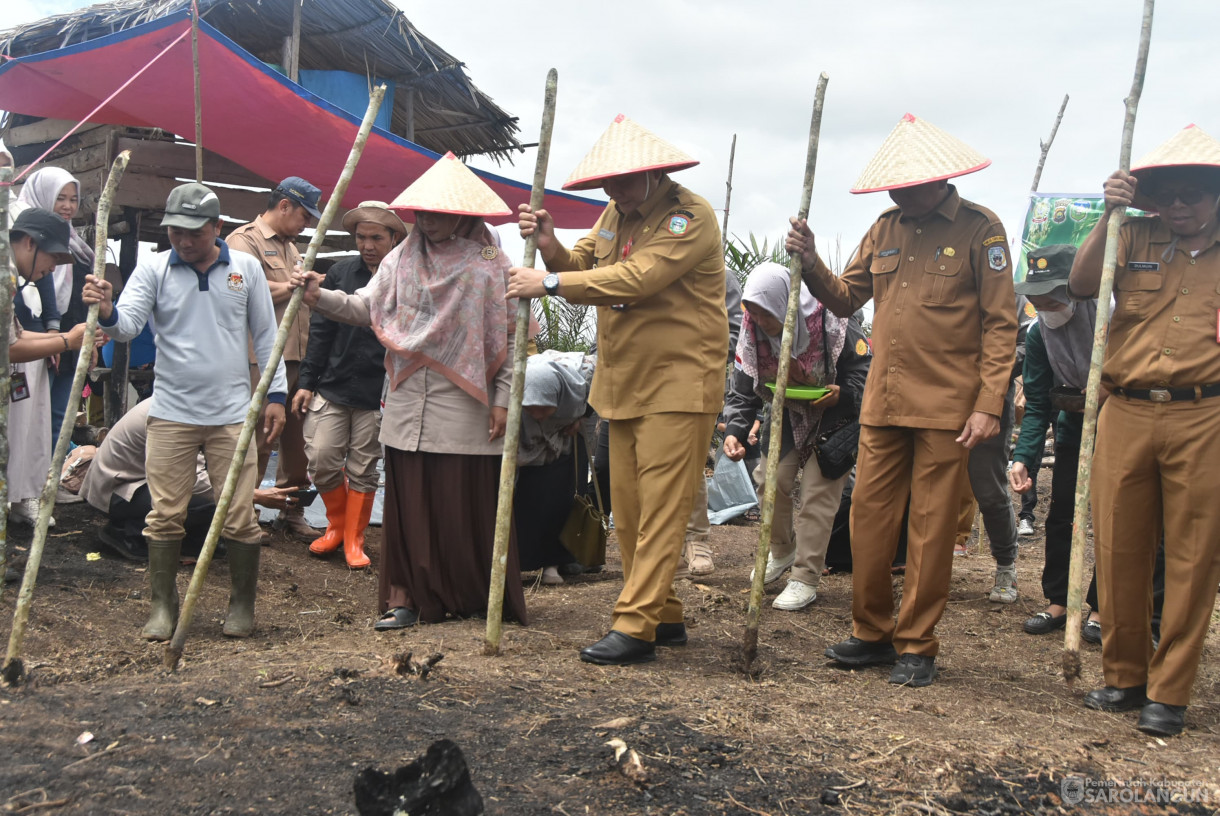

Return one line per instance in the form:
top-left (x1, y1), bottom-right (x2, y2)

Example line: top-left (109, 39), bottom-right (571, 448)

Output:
top-left (0, 0), bottom-right (523, 162)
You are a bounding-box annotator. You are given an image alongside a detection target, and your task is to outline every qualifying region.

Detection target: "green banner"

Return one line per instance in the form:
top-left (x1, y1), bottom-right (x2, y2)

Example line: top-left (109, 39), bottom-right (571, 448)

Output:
top-left (1015, 193), bottom-right (1145, 283)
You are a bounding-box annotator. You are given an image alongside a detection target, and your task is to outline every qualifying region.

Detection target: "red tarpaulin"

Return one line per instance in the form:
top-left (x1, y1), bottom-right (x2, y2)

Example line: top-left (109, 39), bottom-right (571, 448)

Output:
top-left (0, 11), bottom-right (605, 227)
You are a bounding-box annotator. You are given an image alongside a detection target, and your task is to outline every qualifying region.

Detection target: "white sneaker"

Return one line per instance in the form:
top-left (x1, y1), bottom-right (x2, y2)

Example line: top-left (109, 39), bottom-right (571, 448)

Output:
top-left (10, 498), bottom-right (54, 528)
top-left (750, 551), bottom-right (795, 584)
top-left (1017, 518), bottom-right (1035, 537)
top-left (772, 579), bottom-right (817, 611)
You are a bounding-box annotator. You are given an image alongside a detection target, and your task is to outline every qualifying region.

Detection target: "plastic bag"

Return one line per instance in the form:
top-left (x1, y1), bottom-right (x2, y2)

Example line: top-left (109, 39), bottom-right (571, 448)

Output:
top-left (707, 450), bottom-right (758, 525)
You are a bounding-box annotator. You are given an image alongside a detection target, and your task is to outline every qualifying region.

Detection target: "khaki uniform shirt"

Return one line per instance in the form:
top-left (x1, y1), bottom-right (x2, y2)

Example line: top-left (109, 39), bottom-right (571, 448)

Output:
top-left (801, 186), bottom-right (1017, 430)
top-left (1091, 217), bottom-right (1220, 390)
top-left (547, 177), bottom-right (728, 420)
top-left (227, 217), bottom-right (310, 362)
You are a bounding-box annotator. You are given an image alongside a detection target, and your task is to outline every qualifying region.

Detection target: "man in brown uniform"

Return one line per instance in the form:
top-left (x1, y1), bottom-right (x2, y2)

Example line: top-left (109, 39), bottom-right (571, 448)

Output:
top-left (1069, 124), bottom-right (1220, 737)
top-left (508, 115), bottom-right (728, 665)
top-left (228, 176), bottom-right (323, 539)
top-left (786, 114), bottom-right (1017, 686)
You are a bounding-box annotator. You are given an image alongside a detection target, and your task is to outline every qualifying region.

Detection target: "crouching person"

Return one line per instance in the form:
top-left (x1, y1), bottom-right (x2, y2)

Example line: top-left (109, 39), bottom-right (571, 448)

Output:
top-left (294, 202), bottom-right (403, 568)
top-left (83, 182), bottom-right (288, 640)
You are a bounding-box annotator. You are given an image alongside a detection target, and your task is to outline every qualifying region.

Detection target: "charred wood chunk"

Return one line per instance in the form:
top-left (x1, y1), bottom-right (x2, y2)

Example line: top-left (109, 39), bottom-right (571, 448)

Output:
top-left (354, 739), bottom-right (483, 816)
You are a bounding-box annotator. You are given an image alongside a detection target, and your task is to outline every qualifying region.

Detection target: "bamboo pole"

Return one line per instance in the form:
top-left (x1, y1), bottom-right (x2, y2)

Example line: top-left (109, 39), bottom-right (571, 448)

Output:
top-left (1063, 0), bottom-right (1155, 683)
top-left (1030, 94), bottom-right (1069, 193)
top-left (3, 152), bottom-right (131, 685)
top-left (165, 86), bottom-right (385, 670)
top-left (741, 73), bottom-right (829, 671)
top-left (0, 169), bottom-right (13, 597)
top-left (721, 134), bottom-right (736, 254)
top-left (484, 68), bottom-right (559, 656)
top-left (191, 1), bottom-right (203, 182)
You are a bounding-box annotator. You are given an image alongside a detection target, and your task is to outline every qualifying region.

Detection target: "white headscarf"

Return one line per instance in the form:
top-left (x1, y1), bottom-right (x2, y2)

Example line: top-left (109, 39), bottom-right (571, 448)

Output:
top-left (12, 167), bottom-right (94, 314)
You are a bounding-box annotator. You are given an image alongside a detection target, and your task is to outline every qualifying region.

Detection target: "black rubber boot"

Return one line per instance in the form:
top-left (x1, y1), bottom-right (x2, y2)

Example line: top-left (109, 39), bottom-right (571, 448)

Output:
top-left (143, 540), bottom-right (182, 641)
top-left (222, 539), bottom-right (261, 638)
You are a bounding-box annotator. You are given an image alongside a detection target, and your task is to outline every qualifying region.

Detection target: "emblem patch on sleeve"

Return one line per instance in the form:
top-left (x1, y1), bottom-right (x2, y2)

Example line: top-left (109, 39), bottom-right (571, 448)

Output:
top-left (855, 338), bottom-right (869, 356)
top-left (1024, 301), bottom-right (1038, 319)
top-left (987, 246), bottom-right (1008, 271)
top-left (667, 215), bottom-right (690, 236)
top-left (227, 272), bottom-right (244, 291)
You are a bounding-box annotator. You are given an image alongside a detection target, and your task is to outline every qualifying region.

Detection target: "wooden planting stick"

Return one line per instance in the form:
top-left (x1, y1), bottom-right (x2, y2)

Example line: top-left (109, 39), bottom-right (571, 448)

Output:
top-left (165, 85), bottom-right (385, 670)
top-left (1064, 0), bottom-right (1155, 683)
top-left (1031, 94), bottom-right (1070, 193)
top-left (3, 151), bottom-right (131, 685)
top-left (741, 73), bottom-right (829, 671)
top-left (722, 134), bottom-right (736, 253)
top-left (485, 68), bottom-right (559, 656)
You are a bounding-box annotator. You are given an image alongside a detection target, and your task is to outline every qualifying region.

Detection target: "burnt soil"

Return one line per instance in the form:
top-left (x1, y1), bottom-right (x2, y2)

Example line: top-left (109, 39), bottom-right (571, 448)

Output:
top-left (1, 473), bottom-right (1218, 815)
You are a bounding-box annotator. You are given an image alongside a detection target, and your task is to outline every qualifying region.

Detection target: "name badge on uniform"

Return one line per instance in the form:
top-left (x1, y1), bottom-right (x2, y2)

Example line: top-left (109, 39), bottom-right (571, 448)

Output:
top-left (264, 250), bottom-right (279, 256)
top-left (878, 248), bottom-right (900, 258)
top-left (598, 229), bottom-right (615, 240)
top-left (1128, 261), bottom-right (1159, 271)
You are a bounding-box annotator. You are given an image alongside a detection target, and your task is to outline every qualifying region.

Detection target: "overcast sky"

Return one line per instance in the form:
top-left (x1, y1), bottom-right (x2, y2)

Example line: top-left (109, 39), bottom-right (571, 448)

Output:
top-left (7, 0), bottom-right (1219, 266)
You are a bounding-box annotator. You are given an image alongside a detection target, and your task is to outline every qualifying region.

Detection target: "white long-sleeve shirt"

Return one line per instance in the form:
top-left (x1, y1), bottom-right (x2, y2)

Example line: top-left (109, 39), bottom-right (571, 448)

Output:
top-left (99, 239), bottom-right (287, 426)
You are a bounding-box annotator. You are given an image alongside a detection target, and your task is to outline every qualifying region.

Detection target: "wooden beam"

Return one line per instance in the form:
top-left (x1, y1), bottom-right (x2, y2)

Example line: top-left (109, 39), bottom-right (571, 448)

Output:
top-left (115, 173), bottom-right (267, 223)
top-left (289, 0), bottom-right (302, 82)
top-left (3, 118), bottom-right (107, 148)
top-left (116, 137), bottom-right (274, 190)
top-left (404, 88), bottom-right (414, 142)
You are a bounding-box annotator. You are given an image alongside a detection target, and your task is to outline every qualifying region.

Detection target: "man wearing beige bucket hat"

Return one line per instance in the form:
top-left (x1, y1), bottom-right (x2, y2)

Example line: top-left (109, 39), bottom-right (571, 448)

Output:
top-left (293, 202), bottom-right (405, 569)
top-left (509, 115), bottom-right (729, 666)
top-left (1069, 124), bottom-right (1220, 737)
top-left (786, 113), bottom-right (1018, 687)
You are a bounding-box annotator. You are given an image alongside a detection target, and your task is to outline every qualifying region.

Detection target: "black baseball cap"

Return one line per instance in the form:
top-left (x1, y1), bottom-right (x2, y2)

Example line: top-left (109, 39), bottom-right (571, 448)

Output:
top-left (1016, 244), bottom-right (1077, 296)
top-left (275, 176), bottom-right (323, 219)
top-left (11, 208), bottom-right (73, 263)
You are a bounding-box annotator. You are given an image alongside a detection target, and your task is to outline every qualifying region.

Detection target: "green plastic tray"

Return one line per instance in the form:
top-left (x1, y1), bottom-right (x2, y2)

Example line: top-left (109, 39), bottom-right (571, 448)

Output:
top-left (764, 382), bottom-right (830, 401)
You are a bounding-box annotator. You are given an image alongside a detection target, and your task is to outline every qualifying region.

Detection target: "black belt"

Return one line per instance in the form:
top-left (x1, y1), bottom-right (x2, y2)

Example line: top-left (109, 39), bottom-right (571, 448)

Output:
top-left (1111, 384), bottom-right (1220, 402)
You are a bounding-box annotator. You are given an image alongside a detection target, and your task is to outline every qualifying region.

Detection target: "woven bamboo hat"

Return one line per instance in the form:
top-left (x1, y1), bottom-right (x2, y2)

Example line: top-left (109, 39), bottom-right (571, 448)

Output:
top-left (562, 114), bottom-right (699, 191)
top-left (390, 152), bottom-right (511, 217)
top-left (341, 201), bottom-right (408, 237)
top-left (851, 113), bottom-right (991, 194)
top-left (1130, 124), bottom-right (1220, 208)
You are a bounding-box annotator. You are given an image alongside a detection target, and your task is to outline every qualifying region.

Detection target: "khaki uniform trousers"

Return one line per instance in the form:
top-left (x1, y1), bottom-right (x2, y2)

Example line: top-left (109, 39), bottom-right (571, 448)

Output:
top-left (684, 431), bottom-right (715, 544)
top-left (252, 360), bottom-right (308, 489)
top-left (144, 418), bottom-right (261, 544)
top-left (301, 394), bottom-right (383, 493)
top-left (850, 425), bottom-right (970, 656)
top-left (1092, 396), bottom-right (1220, 706)
top-left (608, 411), bottom-right (717, 640)
top-left (754, 450), bottom-right (850, 587)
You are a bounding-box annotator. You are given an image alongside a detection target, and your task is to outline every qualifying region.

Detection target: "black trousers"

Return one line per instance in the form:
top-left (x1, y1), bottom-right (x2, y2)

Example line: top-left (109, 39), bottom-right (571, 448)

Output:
top-left (110, 485), bottom-right (216, 557)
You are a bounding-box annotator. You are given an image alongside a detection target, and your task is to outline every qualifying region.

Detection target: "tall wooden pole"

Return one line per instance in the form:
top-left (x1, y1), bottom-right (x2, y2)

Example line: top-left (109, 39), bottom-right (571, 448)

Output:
top-left (1063, 0), bottom-right (1155, 683)
top-left (3, 152), bottom-right (131, 685)
top-left (1031, 94), bottom-right (1070, 193)
top-left (191, 2), bottom-right (203, 182)
top-left (722, 133), bottom-right (736, 254)
top-left (165, 86), bottom-right (385, 670)
top-left (741, 73), bottom-right (829, 671)
top-left (0, 169), bottom-right (13, 597)
top-left (484, 69), bottom-right (559, 656)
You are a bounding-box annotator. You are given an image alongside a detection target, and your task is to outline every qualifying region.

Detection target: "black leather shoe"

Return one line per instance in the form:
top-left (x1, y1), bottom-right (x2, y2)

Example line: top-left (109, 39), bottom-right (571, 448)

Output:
top-left (654, 622), bottom-right (688, 646)
top-left (1084, 684), bottom-right (1147, 712)
top-left (889, 654), bottom-right (937, 687)
top-left (373, 607), bottom-right (419, 631)
top-left (1138, 702), bottom-right (1186, 737)
top-left (1023, 611), bottom-right (1067, 635)
top-left (1081, 619), bottom-right (1102, 645)
top-left (580, 631), bottom-right (656, 665)
top-left (824, 636), bottom-right (898, 666)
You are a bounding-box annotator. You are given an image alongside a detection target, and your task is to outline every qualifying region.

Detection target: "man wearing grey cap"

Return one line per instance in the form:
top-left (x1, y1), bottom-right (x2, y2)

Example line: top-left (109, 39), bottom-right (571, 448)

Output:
top-left (228, 176), bottom-right (324, 540)
top-left (83, 182), bottom-right (288, 641)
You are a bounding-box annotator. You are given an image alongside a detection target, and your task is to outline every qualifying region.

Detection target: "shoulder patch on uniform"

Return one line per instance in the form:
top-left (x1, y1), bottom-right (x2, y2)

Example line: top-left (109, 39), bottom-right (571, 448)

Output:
top-left (878, 248), bottom-right (900, 258)
top-left (987, 245), bottom-right (1008, 271)
top-left (983, 235), bottom-right (1006, 247)
top-left (667, 215), bottom-right (690, 236)
top-left (855, 338), bottom-right (869, 356)
top-left (1127, 261), bottom-right (1159, 271)
top-left (227, 271), bottom-right (244, 291)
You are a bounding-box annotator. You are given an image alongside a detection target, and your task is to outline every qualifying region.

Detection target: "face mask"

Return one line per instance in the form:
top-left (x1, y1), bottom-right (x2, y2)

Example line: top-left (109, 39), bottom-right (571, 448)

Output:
top-left (1040, 302), bottom-right (1075, 330)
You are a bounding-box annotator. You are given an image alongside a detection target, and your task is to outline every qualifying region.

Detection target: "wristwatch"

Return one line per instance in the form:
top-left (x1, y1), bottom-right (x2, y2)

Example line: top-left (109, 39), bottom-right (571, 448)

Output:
top-left (543, 273), bottom-right (560, 297)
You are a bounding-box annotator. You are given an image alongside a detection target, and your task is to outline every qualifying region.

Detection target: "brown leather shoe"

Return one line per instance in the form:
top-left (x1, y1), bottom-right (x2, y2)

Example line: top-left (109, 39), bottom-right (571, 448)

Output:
top-left (277, 507), bottom-right (319, 540)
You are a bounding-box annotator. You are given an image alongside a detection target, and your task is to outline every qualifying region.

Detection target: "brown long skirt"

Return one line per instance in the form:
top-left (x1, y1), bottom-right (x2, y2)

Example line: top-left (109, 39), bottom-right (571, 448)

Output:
top-left (380, 448), bottom-right (528, 625)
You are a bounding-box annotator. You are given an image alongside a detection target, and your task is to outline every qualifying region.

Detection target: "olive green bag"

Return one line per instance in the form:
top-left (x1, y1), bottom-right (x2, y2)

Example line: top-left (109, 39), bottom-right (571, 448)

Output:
top-left (559, 436), bottom-right (607, 568)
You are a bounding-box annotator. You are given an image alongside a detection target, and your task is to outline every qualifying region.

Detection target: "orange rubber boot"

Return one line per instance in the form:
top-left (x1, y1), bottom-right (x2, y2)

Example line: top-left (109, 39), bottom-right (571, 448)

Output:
top-left (344, 488), bottom-right (376, 569)
top-left (308, 485), bottom-right (347, 555)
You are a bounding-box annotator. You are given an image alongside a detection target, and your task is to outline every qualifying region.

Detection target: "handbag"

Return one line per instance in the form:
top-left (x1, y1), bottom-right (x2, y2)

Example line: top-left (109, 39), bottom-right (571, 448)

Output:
top-left (558, 435), bottom-right (607, 568)
top-left (811, 318), bottom-right (860, 480)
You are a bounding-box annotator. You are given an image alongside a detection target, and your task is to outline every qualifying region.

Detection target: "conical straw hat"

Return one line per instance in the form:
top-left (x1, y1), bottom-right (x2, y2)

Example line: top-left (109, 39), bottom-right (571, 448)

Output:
top-left (390, 152), bottom-right (511, 217)
top-left (851, 113), bottom-right (991, 194)
top-left (1132, 124), bottom-right (1220, 175)
top-left (562, 114), bottom-right (699, 191)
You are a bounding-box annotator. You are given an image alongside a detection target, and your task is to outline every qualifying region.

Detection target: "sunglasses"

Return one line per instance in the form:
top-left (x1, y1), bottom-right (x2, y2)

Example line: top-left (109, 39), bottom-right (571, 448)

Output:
top-left (1150, 186), bottom-right (1212, 208)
